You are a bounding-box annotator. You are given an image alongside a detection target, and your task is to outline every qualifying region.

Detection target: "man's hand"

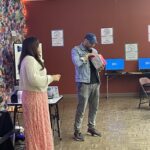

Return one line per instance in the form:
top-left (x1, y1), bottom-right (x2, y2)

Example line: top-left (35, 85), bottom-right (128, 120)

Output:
top-left (80, 53), bottom-right (97, 63)
top-left (85, 53), bottom-right (96, 60)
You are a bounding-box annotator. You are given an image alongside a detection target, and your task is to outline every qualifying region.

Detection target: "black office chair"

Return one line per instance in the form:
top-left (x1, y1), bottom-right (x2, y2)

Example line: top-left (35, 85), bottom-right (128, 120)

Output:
top-left (0, 111), bottom-right (14, 150)
top-left (139, 77), bottom-right (150, 108)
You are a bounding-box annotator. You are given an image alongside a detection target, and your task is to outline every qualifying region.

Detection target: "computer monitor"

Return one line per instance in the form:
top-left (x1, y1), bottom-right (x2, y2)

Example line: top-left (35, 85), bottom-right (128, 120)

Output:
top-left (13, 43), bottom-right (22, 81)
top-left (105, 58), bottom-right (125, 71)
top-left (138, 58), bottom-right (150, 71)
top-left (13, 43), bottom-right (43, 82)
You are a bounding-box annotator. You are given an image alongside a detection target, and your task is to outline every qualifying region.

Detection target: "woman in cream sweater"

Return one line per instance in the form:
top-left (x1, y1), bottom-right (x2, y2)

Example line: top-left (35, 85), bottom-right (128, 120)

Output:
top-left (18, 37), bottom-right (61, 150)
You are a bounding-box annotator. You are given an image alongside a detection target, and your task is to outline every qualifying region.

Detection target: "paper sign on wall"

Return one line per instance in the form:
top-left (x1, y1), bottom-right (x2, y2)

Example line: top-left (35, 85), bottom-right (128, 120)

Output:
top-left (125, 43), bottom-right (138, 60)
top-left (101, 28), bottom-right (114, 44)
top-left (148, 25), bottom-right (150, 42)
top-left (51, 30), bottom-right (64, 47)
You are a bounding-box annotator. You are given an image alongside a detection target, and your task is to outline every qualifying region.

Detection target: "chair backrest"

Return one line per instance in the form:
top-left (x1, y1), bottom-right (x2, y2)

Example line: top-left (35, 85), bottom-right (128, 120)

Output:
top-left (139, 77), bottom-right (150, 86)
top-left (139, 77), bottom-right (150, 98)
top-left (0, 111), bottom-right (13, 136)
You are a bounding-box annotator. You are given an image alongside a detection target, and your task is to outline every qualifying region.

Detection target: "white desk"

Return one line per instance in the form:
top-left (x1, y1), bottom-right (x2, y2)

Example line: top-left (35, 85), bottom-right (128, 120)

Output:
top-left (7, 95), bottom-right (63, 140)
top-left (48, 95), bottom-right (63, 140)
top-left (48, 95), bottom-right (63, 104)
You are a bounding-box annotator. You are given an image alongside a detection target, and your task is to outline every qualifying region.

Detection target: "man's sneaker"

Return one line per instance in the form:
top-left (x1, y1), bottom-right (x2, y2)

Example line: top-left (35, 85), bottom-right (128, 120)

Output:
top-left (87, 128), bottom-right (101, 137)
top-left (74, 131), bottom-right (84, 141)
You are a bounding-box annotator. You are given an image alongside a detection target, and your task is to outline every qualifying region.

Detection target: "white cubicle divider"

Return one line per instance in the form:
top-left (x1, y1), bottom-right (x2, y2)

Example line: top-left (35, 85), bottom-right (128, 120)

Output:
top-left (17, 91), bottom-right (22, 103)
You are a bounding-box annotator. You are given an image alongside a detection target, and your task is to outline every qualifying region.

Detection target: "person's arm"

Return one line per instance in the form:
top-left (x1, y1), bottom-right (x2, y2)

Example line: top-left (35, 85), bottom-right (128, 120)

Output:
top-left (71, 48), bottom-right (95, 67)
top-left (71, 48), bottom-right (84, 67)
top-left (25, 57), bottom-right (53, 88)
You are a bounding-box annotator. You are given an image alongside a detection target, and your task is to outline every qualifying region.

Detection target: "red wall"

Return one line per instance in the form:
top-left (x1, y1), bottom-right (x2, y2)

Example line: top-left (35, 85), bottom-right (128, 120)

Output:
top-left (25, 0), bottom-right (150, 94)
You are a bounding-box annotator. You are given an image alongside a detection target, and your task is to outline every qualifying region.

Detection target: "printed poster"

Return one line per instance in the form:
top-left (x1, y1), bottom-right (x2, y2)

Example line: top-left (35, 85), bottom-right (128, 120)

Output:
top-left (125, 43), bottom-right (138, 60)
top-left (101, 28), bottom-right (114, 44)
top-left (51, 30), bottom-right (64, 46)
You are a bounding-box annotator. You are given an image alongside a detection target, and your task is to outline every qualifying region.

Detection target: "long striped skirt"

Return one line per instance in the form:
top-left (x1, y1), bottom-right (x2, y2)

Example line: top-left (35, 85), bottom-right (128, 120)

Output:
top-left (22, 90), bottom-right (54, 150)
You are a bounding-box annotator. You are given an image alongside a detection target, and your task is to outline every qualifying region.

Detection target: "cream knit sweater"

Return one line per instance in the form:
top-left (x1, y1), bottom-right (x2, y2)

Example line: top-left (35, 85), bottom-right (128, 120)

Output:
top-left (19, 56), bottom-right (53, 92)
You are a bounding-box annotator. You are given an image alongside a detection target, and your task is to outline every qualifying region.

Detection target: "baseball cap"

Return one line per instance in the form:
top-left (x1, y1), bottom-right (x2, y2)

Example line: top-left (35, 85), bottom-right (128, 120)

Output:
top-left (84, 33), bottom-right (97, 44)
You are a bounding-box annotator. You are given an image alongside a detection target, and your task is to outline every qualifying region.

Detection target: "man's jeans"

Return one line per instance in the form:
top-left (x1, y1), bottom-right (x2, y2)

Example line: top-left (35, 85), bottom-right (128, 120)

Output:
top-left (74, 82), bottom-right (100, 131)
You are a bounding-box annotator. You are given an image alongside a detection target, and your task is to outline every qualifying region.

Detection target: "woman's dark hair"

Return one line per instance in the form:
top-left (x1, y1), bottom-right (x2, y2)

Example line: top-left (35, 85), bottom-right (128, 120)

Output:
top-left (18, 37), bottom-right (44, 73)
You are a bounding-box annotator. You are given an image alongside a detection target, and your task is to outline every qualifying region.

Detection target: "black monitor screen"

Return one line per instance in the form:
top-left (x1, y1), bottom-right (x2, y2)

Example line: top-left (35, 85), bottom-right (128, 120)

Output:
top-left (14, 44), bottom-right (22, 80)
top-left (13, 43), bottom-right (42, 81)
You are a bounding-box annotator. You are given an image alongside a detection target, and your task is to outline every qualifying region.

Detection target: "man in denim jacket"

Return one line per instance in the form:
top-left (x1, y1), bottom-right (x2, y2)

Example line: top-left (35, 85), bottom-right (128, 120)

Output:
top-left (71, 33), bottom-right (101, 141)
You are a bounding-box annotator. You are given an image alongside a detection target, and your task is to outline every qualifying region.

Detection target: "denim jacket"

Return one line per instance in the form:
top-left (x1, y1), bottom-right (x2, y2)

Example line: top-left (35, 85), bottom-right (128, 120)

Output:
top-left (71, 43), bottom-right (100, 83)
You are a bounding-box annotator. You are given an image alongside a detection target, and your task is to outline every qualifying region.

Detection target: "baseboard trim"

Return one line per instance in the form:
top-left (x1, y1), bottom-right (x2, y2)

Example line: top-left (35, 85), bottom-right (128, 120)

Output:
top-left (63, 94), bottom-right (77, 99)
top-left (101, 92), bottom-right (139, 98)
top-left (62, 92), bottom-right (139, 99)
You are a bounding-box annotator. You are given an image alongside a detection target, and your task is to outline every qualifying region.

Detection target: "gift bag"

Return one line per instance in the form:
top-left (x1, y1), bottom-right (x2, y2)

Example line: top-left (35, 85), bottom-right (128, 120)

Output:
top-left (99, 54), bottom-right (106, 66)
top-left (90, 54), bottom-right (106, 71)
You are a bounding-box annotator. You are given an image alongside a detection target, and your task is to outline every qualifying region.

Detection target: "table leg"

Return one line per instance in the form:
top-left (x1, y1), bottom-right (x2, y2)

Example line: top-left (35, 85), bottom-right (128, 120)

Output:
top-left (55, 104), bottom-right (62, 140)
top-left (13, 106), bottom-right (18, 127)
top-left (49, 105), bottom-right (53, 131)
top-left (13, 106), bottom-right (18, 147)
top-left (106, 75), bottom-right (109, 99)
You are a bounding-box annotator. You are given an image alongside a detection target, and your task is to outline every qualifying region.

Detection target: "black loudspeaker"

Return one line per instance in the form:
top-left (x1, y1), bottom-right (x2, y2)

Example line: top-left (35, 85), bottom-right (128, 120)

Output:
top-left (11, 90), bottom-right (18, 103)
top-left (0, 111), bottom-right (14, 150)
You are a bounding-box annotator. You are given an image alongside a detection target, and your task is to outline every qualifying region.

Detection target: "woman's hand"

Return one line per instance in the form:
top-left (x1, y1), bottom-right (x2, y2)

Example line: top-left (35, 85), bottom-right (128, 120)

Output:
top-left (52, 74), bottom-right (61, 81)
